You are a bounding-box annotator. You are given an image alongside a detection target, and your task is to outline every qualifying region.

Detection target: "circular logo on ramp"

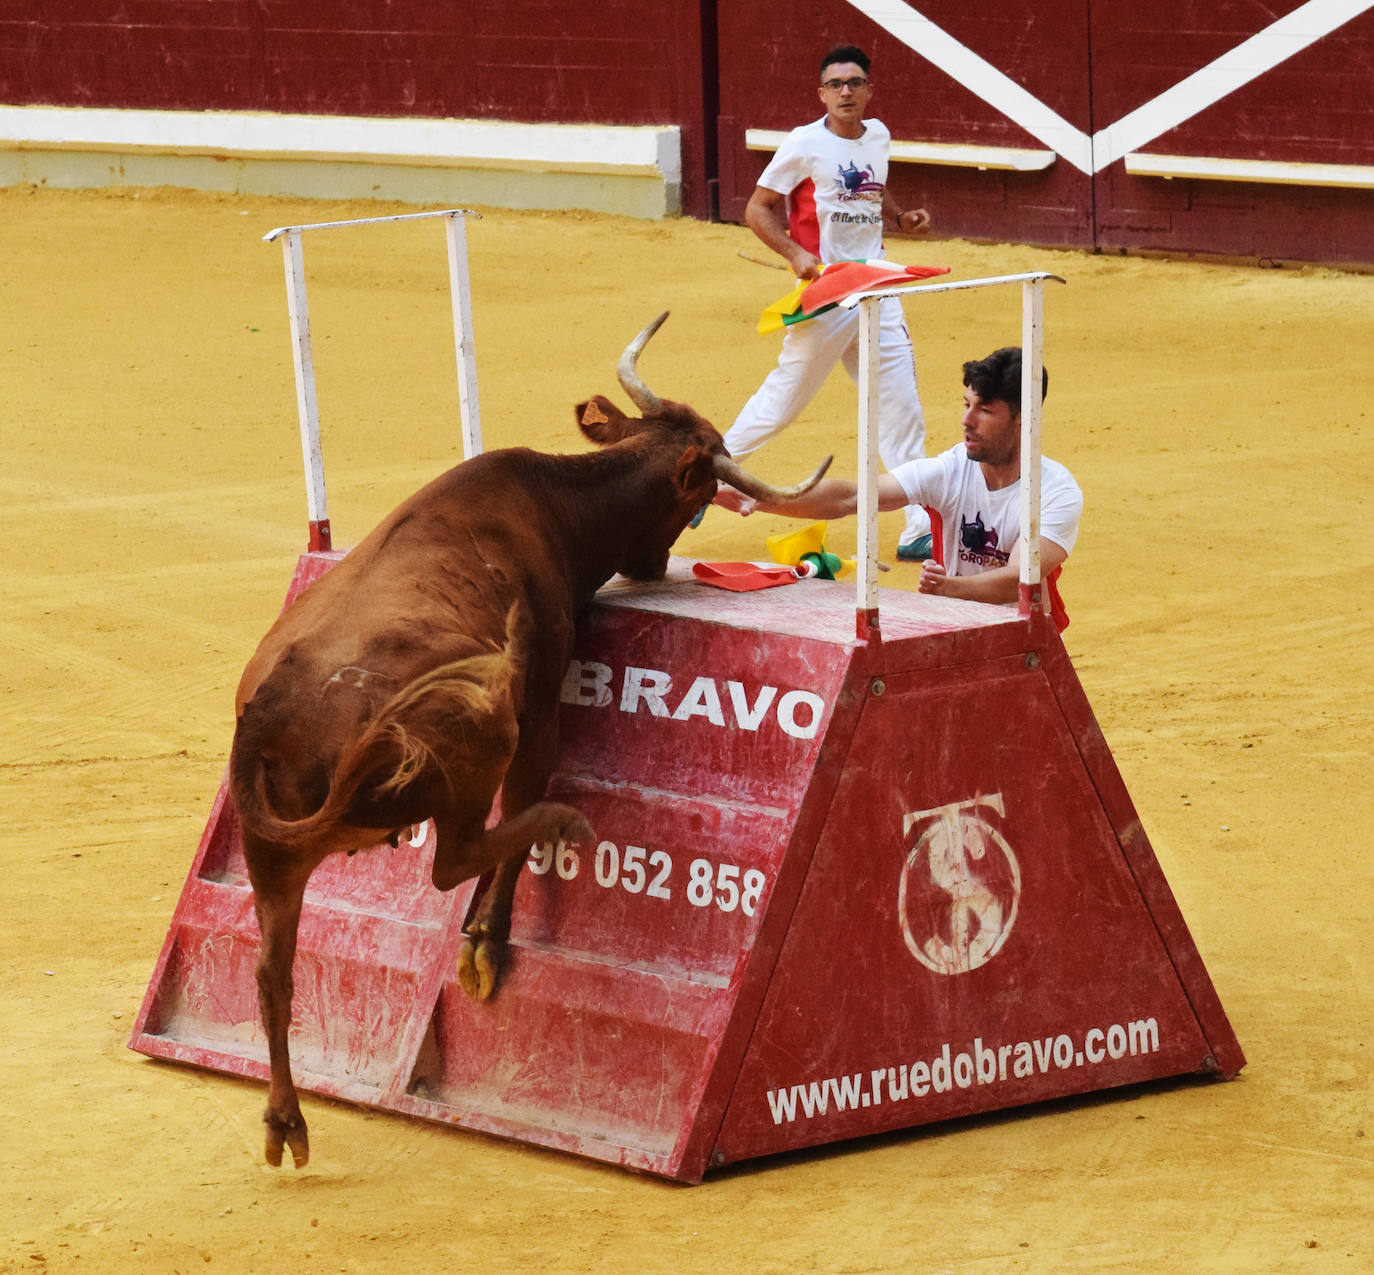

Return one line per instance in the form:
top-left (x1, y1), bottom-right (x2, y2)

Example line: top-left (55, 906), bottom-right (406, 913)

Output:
top-left (898, 798), bottom-right (1021, 975)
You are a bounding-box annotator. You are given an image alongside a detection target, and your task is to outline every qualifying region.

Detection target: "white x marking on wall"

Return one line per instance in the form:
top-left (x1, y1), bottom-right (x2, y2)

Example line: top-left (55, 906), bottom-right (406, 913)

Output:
top-left (845, 0), bottom-right (1374, 174)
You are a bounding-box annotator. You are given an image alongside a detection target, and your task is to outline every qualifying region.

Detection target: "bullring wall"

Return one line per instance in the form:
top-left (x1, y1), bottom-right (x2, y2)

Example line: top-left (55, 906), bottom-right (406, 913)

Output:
top-left (3, 1), bottom-right (1372, 263)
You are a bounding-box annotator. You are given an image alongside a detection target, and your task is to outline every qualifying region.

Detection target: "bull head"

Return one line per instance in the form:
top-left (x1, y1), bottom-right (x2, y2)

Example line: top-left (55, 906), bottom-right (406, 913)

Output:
top-left (584, 311), bottom-right (832, 503)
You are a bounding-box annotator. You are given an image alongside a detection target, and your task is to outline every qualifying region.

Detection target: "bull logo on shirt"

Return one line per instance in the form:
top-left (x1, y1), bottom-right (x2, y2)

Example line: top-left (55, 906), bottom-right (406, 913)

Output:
top-left (961, 513), bottom-right (997, 552)
top-left (835, 161), bottom-right (883, 199)
top-left (959, 513), bottom-right (1010, 569)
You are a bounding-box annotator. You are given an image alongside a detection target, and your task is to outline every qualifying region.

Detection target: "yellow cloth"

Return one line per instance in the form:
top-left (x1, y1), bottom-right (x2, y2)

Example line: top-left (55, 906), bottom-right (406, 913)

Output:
top-left (756, 277), bottom-right (812, 335)
top-left (766, 522), bottom-right (828, 564)
top-left (765, 522), bottom-right (857, 579)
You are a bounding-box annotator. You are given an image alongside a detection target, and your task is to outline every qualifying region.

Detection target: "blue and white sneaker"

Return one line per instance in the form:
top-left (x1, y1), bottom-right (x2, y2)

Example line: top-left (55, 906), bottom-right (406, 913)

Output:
top-left (895, 533), bottom-right (934, 562)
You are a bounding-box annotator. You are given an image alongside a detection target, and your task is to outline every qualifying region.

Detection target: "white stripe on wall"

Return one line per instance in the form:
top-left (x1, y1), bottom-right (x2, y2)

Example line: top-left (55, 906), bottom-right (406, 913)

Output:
top-left (1092, 0), bottom-right (1374, 170)
top-left (0, 106), bottom-right (682, 180)
top-left (846, 0), bottom-right (1374, 175)
top-left (843, 0), bottom-right (1094, 173)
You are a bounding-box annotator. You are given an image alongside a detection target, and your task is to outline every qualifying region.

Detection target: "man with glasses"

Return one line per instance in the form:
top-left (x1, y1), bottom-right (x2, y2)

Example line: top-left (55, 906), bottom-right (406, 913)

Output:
top-left (715, 347), bottom-right (1084, 631)
top-left (722, 44), bottom-right (937, 561)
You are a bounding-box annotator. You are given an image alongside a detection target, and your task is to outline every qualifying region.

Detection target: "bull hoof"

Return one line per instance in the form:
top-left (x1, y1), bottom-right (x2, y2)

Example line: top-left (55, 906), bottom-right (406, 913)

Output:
top-left (264, 1110), bottom-right (310, 1169)
top-left (457, 936), bottom-right (499, 1001)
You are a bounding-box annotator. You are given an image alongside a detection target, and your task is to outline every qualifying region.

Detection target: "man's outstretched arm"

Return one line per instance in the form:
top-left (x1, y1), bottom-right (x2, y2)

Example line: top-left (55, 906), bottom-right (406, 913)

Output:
top-left (714, 473), bottom-right (910, 521)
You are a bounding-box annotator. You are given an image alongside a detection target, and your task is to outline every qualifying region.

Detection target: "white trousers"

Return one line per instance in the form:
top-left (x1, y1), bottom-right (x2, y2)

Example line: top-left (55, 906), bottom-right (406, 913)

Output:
top-left (724, 295), bottom-right (931, 543)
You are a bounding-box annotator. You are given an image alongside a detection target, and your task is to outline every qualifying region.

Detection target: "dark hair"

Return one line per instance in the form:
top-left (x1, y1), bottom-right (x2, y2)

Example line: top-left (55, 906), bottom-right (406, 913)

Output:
top-left (962, 347), bottom-right (1048, 409)
top-left (820, 45), bottom-right (870, 77)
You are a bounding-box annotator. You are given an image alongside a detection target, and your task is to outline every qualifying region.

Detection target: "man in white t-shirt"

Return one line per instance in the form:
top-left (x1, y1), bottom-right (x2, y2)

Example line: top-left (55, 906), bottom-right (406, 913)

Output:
top-left (715, 346), bottom-right (1084, 629)
top-left (722, 44), bottom-right (936, 560)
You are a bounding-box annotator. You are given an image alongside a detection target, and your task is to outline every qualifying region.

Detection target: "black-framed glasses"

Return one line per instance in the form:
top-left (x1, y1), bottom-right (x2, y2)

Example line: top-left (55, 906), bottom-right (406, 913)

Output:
top-left (821, 77), bottom-right (869, 92)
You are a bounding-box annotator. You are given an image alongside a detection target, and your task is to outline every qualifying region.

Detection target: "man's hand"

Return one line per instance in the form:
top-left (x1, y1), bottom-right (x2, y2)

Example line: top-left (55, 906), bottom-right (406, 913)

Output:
top-left (896, 208), bottom-right (932, 234)
top-left (918, 560), bottom-right (949, 594)
top-left (787, 245), bottom-right (823, 281)
top-left (713, 488), bottom-right (758, 515)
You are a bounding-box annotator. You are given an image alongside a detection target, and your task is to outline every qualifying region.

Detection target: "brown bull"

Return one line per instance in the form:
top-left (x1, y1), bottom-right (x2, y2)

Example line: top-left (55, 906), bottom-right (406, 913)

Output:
top-left (228, 313), bottom-right (830, 1167)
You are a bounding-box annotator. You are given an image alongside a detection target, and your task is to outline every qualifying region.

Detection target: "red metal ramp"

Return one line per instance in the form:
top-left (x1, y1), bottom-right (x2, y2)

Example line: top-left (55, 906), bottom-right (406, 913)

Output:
top-left (130, 550), bottom-right (474, 1108)
top-left (131, 555), bottom-right (1242, 1181)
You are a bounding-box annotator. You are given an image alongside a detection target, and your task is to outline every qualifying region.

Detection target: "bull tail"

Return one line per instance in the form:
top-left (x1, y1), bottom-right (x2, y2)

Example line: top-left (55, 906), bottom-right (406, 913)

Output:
top-left (231, 611), bottom-right (524, 857)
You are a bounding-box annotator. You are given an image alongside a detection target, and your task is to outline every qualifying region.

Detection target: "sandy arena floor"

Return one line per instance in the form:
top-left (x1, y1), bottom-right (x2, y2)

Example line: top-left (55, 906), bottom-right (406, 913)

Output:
top-left (3, 185), bottom-right (1372, 1272)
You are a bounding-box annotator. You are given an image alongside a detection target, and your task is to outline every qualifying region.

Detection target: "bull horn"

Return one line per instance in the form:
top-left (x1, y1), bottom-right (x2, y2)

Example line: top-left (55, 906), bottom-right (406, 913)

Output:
top-left (713, 452), bottom-right (833, 502)
top-left (618, 311), bottom-right (669, 416)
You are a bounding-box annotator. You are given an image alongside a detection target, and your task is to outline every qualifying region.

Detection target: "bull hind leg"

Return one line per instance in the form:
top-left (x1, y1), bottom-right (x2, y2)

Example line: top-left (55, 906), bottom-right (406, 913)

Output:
top-left (244, 840), bottom-right (315, 1168)
top-left (430, 800), bottom-right (593, 1000)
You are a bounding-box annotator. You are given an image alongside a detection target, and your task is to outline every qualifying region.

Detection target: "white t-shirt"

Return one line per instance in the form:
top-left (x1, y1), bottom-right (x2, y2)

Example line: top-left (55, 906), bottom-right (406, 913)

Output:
top-left (892, 443), bottom-right (1083, 576)
top-left (757, 117), bottom-right (890, 263)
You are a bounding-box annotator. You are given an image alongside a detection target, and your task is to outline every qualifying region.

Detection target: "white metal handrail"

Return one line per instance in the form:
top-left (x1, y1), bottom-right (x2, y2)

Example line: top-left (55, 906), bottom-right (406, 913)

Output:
top-left (262, 209), bottom-right (483, 551)
top-left (838, 271), bottom-right (1065, 636)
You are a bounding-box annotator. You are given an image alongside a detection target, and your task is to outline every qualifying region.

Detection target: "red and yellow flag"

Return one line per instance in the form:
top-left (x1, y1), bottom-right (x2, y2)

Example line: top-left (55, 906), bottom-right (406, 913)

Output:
top-left (758, 260), bottom-right (951, 335)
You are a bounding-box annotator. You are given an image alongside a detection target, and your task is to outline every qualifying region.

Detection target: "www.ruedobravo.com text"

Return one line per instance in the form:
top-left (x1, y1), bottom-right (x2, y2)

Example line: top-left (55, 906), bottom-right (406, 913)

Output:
top-left (766, 1018), bottom-right (1161, 1125)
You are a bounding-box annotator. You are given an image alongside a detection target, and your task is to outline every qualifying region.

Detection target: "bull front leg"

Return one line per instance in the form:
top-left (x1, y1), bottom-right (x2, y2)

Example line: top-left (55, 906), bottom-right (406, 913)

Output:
top-left (430, 801), bottom-right (593, 1000)
top-left (245, 842), bottom-right (313, 1168)
top-left (457, 855), bottom-right (526, 1002)
top-left (438, 673), bottom-right (586, 1001)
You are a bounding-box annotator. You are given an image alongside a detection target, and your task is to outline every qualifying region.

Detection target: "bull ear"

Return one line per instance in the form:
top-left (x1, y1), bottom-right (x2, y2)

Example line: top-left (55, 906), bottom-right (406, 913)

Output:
top-left (675, 446), bottom-right (716, 498)
top-left (576, 395), bottom-right (632, 444)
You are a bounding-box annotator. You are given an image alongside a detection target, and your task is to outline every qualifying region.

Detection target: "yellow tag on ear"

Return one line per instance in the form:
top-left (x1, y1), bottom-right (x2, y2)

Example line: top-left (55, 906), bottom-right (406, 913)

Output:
top-left (581, 401), bottom-right (610, 425)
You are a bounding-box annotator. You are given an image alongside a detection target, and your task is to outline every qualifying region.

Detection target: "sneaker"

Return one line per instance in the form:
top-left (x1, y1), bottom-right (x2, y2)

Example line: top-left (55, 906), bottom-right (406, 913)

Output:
top-left (896, 533), bottom-right (933, 562)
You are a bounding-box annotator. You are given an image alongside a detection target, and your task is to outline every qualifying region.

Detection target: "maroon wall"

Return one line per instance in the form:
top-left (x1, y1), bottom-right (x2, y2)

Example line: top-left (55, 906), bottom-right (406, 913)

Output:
top-left (3, 1), bottom-right (1373, 262)
top-left (1090, 2), bottom-right (1374, 262)
top-left (0, 1), bottom-right (716, 216)
top-left (717, 0), bottom-right (1374, 265)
